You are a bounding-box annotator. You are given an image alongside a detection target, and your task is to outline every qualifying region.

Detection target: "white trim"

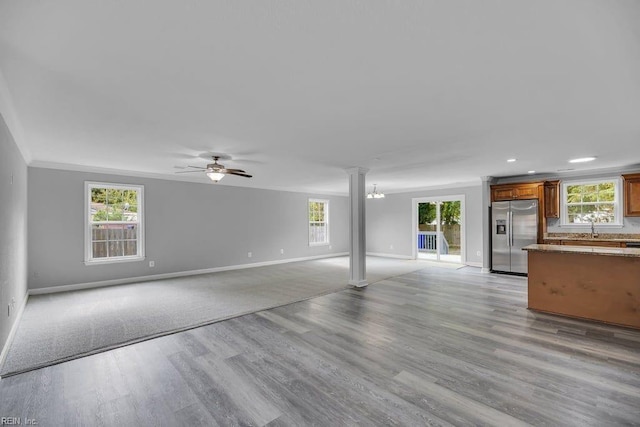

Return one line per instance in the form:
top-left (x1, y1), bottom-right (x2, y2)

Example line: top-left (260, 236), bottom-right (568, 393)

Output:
top-left (465, 262), bottom-right (483, 268)
top-left (348, 279), bottom-right (368, 287)
top-left (480, 267), bottom-right (491, 273)
top-left (366, 252), bottom-right (413, 260)
top-left (29, 252), bottom-right (349, 295)
top-left (0, 293), bottom-right (29, 368)
top-left (84, 256), bottom-right (146, 266)
top-left (85, 181), bottom-right (145, 264)
top-left (411, 195), bottom-right (466, 264)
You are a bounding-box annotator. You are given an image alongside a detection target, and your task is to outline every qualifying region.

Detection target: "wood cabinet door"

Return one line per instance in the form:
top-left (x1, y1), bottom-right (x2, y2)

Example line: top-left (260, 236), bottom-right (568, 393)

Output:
top-left (491, 187), bottom-right (515, 201)
top-left (544, 181), bottom-right (560, 218)
top-left (623, 174), bottom-right (640, 216)
top-left (514, 184), bottom-right (539, 200)
top-left (491, 182), bottom-right (542, 201)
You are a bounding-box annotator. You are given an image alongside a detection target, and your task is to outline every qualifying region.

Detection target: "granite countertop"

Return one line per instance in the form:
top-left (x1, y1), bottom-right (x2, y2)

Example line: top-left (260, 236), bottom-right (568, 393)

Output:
top-left (523, 244), bottom-right (640, 257)
top-left (543, 233), bottom-right (640, 243)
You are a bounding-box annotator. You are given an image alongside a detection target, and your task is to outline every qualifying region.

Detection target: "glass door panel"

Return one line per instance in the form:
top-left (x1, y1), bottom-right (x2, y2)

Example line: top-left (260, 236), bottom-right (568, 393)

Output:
top-left (439, 200), bottom-right (462, 263)
top-left (417, 202), bottom-right (439, 260)
top-left (416, 198), bottom-right (463, 263)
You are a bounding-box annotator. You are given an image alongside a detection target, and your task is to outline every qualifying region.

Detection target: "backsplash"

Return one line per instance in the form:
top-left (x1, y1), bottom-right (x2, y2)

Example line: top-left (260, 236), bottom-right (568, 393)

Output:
top-left (545, 232), bottom-right (640, 240)
top-left (546, 216), bottom-right (640, 234)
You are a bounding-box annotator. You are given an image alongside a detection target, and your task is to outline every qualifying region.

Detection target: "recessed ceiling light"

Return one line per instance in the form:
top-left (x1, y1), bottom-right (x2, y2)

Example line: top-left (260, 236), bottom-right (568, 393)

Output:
top-left (569, 157), bottom-right (596, 163)
top-left (507, 158), bottom-right (517, 163)
top-left (528, 170), bottom-right (535, 174)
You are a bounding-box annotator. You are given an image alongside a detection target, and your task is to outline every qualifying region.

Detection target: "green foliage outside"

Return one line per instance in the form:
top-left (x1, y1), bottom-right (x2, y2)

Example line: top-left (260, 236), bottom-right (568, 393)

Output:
top-left (418, 201), bottom-right (460, 225)
top-left (309, 201), bottom-right (326, 222)
top-left (93, 210), bottom-right (123, 221)
top-left (565, 182), bottom-right (615, 223)
top-left (91, 188), bottom-right (138, 222)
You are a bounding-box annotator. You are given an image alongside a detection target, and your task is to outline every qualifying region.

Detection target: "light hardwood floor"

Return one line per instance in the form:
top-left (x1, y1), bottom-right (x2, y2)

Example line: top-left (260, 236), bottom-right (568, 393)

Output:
top-left (1, 266), bottom-right (639, 426)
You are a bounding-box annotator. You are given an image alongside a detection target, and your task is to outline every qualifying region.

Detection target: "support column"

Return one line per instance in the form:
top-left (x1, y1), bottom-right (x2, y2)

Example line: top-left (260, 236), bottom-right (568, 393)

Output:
top-left (345, 167), bottom-right (369, 287)
top-left (481, 176), bottom-right (494, 273)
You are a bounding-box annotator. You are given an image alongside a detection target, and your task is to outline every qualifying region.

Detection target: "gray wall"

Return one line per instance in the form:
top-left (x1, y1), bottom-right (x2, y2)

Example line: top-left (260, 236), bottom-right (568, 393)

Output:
top-left (28, 168), bottom-right (349, 289)
top-left (366, 185), bottom-right (484, 265)
top-left (0, 114), bottom-right (28, 350)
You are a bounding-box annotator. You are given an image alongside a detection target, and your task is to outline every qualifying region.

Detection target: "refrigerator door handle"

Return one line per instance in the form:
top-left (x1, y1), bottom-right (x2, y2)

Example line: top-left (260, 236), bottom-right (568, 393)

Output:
top-left (508, 211), bottom-right (513, 247)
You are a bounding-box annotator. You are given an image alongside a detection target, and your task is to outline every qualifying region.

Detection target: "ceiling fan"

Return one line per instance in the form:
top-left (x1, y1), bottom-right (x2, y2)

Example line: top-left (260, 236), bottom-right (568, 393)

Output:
top-left (176, 156), bottom-right (253, 182)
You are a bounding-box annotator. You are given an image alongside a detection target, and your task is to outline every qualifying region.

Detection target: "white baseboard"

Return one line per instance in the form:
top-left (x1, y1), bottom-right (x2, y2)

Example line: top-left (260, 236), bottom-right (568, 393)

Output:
top-left (29, 252), bottom-right (349, 296)
top-left (0, 292), bottom-right (29, 367)
top-left (465, 262), bottom-right (483, 268)
top-left (366, 252), bottom-right (413, 260)
top-left (349, 279), bottom-right (369, 287)
top-left (480, 267), bottom-right (491, 274)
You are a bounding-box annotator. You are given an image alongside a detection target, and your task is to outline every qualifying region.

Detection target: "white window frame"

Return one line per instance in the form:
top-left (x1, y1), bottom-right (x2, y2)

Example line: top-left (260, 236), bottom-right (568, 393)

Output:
top-left (308, 198), bottom-right (330, 246)
top-left (560, 177), bottom-right (623, 228)
top-left (84, 181), bottom-right (145, 265)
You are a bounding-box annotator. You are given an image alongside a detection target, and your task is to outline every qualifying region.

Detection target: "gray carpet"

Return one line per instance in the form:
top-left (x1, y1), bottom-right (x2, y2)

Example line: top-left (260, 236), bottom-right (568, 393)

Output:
top-left (0, 256), bottom-right (436, 377)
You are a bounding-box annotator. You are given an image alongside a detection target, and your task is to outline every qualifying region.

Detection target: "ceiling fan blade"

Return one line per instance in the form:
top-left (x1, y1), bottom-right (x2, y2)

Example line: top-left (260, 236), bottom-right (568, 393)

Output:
top-left (222, 168), bottom-right (246, 173)
top-left (226, 171), bottom-right (252, 178)
top-left (186, 165), bottom-right (207, 170)
top-left (175, 170), bottom-right (206, 174)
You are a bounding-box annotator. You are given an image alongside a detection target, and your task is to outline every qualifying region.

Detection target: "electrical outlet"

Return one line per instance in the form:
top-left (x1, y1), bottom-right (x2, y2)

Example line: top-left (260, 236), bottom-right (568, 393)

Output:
top-left (390, 244), bottom-right (394, 250)
top-left (149, 261), bottom-right (155, 267)
top-left (7, 305), bottom-right (10, 317)
top-left (329, 245), bottom-right (332, 250)
top-left (280, 249), bottom-right (284, 254)
top-left (248, 252), bottom-right (252, 258)
top-left (477, 251), bottom-right (482, 257)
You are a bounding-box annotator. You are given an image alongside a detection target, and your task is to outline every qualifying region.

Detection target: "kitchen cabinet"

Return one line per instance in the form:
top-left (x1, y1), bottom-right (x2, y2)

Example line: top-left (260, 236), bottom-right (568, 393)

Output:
top-left (543, 180), bottom-right (560, 218)
top-left (525, 244), bottom-right (640, 329)
top-left (622, 173), bottom-right (640, 217)
top-left (491, 182), bottom-right (541, 202)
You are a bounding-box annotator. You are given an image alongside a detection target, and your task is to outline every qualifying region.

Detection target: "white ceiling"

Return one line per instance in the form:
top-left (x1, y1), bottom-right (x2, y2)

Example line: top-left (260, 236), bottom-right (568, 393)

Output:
top-left (1, 0), bottom-right (639, 195)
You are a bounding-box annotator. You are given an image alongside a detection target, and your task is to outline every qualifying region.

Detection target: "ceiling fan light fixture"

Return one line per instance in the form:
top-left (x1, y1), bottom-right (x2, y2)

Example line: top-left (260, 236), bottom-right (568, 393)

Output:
top-left (206, 171), bottom-right (225, 182)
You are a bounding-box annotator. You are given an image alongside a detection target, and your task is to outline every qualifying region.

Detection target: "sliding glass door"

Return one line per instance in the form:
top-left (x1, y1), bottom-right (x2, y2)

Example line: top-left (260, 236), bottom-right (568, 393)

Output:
top-left (414, 196), bottom-right (464, 263)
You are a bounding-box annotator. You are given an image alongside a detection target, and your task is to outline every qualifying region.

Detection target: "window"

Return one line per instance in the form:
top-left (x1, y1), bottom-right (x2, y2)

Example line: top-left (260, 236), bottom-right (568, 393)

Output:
top-left (309, 199), bottom-right (329, 245)
top-left (561, 178), bottom-right (622, 226)
top-left (85, 182), bottom-right (144, 264)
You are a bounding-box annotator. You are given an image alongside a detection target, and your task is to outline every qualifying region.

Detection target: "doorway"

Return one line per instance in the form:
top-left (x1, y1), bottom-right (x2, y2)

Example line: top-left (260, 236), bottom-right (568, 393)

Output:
top-left (412, 195), bottom-right (465, 264)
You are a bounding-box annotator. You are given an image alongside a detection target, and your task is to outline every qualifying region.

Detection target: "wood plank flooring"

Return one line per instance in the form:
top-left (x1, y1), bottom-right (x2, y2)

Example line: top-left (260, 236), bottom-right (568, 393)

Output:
top-left (1, 266), bottom-right (639, 426)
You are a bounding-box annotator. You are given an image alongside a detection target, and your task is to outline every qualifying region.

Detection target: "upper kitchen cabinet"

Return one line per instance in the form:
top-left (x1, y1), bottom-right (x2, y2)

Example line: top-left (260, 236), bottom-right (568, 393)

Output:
top-left (543, 180), bottom-right (560, 218)
top-left (622, 173), bottom-right (640, 216)
top-left (491, 182), bottom-right (542, 202)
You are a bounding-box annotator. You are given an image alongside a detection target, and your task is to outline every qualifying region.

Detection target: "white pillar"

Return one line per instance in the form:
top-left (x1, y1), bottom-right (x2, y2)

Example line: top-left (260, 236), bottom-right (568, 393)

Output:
top-left (481, 176), bottom-right (494, 273)
top-left (345, 167), bottom-right (368, 287)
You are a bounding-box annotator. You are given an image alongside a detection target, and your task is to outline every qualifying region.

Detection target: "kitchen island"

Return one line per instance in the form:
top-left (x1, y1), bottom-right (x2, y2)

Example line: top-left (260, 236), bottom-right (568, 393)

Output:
top-left (523, 244), bottom-right (640, 329)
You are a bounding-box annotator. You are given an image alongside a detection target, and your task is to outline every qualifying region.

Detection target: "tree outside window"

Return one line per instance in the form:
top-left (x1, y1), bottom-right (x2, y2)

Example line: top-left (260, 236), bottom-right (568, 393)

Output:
top-left (86, 182), bottom-right (144, 263)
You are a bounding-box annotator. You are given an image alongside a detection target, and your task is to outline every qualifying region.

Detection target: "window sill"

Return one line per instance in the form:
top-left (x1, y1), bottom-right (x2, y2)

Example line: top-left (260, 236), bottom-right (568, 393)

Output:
top-left (309, 242), bottom-right (330, 247)
top-left (84, 256), bottom-right (145, 266)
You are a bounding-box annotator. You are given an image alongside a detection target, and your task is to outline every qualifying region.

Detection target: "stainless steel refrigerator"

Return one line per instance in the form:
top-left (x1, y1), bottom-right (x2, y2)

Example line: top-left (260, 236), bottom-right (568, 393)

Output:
top-left (491, 200), bottom-right (538, 274)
